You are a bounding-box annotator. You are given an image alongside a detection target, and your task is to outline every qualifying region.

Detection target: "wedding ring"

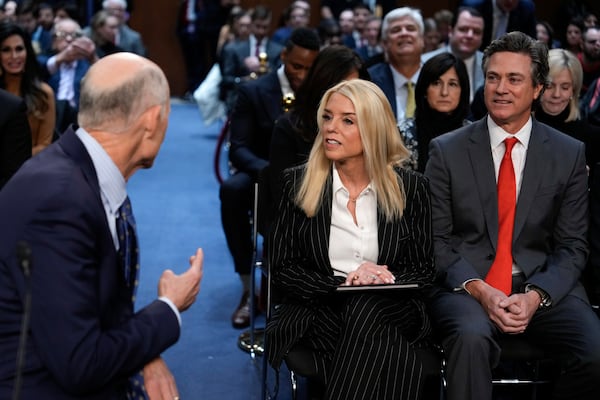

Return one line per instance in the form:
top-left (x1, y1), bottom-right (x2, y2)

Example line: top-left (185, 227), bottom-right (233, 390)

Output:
top-left (370, 275), bottom-right (377, 280)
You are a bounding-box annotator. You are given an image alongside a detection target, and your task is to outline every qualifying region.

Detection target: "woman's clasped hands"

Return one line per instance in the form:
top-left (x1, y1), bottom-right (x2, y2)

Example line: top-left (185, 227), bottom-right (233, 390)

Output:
top-left (343, 261), bottom-right (396, 286)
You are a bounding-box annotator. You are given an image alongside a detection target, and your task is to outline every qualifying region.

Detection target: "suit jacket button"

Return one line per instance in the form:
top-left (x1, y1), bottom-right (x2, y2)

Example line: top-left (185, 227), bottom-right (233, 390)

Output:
top-left (486, 254), bottom-right (494, 260)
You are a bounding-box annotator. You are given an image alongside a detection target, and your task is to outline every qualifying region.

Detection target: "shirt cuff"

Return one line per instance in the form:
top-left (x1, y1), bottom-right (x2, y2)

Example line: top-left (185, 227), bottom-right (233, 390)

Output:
top-left (158, 296), bottom-right (181, 326)
top-left (47, 55), bottom-right (58, 75)
top-left (456, 278), bottom-right (483, 294)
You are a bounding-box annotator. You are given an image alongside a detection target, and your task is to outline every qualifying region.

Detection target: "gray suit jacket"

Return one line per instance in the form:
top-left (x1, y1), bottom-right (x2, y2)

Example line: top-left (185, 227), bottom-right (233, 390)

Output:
top-left (118, 25), bottom-right (146, 56)
top-left (425, 117), bottom-right (589, 304)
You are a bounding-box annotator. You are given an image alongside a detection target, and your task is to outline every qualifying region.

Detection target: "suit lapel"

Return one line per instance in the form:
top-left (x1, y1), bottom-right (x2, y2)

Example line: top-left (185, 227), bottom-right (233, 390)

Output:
top-left (467, 120), bottom-right (500, 249)
top-left (513, 122), bottom-right (546, 239)
top-left (313, 177), bottom-right (334, 274)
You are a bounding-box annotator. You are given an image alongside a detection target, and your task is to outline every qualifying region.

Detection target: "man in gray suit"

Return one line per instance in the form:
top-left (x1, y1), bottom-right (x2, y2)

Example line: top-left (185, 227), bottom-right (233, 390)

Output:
top-left (425, 31), bottom-right (600, 400)
top-left (103, 0), bottom-right (146, 56)
top-left (421, 6), bottom-right (484, 104)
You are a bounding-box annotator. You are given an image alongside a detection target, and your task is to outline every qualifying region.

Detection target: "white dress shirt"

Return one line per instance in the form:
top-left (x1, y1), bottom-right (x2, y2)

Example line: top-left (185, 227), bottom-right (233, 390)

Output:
top-left (329, 166), bottom-right (378, 277)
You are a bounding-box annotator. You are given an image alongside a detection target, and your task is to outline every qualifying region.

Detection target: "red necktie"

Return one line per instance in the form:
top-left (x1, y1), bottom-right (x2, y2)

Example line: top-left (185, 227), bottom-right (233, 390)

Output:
top-left (486, 137), bottom-right (518, 295)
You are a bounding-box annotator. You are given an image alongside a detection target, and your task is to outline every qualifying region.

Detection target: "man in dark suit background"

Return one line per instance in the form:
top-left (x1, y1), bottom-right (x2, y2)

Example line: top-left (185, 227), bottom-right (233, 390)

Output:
top-left (220, 5), bottom-right (284, 112)
top-left (220, 27), bottom-right (320, 329)
top-left (0, 89), bottom-right (31, 189)
top-left (0, 53), bottom-right (203, 399)
top-left (462, 0), bottom-right (536, 50)
top-left (425, 32), bottom-right (600, 400)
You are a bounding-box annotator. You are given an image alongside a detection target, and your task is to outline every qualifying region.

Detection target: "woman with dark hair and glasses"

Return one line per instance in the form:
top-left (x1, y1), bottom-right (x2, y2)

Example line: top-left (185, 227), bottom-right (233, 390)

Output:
top-left (401, 52), bottom-right (471, 172)
top-left (0, 21), bottom-right (55, 155)
top-left (269, 45), bottom-right (370, 203)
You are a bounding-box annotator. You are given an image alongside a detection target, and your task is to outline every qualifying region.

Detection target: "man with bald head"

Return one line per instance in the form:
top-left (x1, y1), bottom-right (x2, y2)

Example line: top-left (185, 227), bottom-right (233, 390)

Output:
top-left (0, 53), bottom-right (203, 399)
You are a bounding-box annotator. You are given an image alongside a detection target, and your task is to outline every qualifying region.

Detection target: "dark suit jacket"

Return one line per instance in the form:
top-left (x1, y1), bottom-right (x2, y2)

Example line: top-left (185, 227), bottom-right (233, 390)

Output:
top-left (219, 38), bottom-right (283, 103)
top-left (0, 129), bottom-right (179, 399)
top-left (468, 0), bottom-right (537, 50)
top-left (229, 70), bottom-right (286, 179)
top-left (425, 118), bottom-right (589, 304)
top-left (368, 62), bottom-right (398, 118)
top-left (0, 89), bottom-right (31, 189)
top-left (47, 60), bottom-right (91, 110)
top-left (266, 165), bottom-right (435, 366)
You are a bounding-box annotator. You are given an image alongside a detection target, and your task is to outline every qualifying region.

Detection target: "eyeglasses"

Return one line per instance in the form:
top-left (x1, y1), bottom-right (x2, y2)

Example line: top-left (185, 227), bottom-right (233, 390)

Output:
top-left (54, 30), bottom-right (84, 40)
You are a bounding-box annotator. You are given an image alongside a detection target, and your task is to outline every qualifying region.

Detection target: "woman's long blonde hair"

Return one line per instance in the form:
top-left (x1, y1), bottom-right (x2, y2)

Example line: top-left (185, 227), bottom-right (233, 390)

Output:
top-left (296, 79), bottom-right (410, 221)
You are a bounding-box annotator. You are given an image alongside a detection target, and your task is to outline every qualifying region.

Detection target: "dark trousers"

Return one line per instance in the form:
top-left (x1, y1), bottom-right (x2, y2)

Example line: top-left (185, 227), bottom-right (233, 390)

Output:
top-left (429, 288), bottom-right (600, 400)
top-left (219, 172), bottom-right (253, 275)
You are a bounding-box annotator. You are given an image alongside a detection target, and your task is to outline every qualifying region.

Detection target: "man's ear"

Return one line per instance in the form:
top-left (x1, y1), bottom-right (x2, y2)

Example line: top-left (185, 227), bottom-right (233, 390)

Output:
top-left (140, 105), bottom-right (162, 138)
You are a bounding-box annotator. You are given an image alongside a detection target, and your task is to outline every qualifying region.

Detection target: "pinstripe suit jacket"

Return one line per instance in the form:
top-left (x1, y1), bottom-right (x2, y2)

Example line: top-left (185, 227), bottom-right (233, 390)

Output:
top-left (267, 165), bottom-right (435, 367)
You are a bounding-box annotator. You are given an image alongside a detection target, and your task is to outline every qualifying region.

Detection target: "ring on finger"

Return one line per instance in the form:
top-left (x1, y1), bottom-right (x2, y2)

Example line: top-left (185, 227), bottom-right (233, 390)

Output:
top-left (369, 275), bottom-right (377, 280)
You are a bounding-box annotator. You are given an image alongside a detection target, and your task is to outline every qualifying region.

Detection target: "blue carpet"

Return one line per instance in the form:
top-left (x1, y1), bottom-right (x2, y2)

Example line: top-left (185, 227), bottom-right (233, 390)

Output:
top-left (127, 101), bottom-right (293, 399)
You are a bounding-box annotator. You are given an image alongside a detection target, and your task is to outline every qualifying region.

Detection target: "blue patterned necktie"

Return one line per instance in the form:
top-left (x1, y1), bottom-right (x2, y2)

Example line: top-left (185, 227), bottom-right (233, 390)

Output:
top-left (116, 196), bottom-right (148, 400)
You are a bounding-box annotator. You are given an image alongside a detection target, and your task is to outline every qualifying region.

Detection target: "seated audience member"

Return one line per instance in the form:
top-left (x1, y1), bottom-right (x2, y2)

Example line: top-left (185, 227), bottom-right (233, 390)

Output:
top-left (356, 15), bottom-right (382, 63)
top-left (536, 20), bottom-right (558, 49)
top-left (2, 0), bottom-right (17, 22)
top-left (53, 1), bottom-right (81, 25)
top-left (536, 48), bottom-right (600, 179)
top-left (425, 31), bottom-right (600, 400)
top-left (0, 89), bottom-right (31, 189)
top-left (102, 0), bottom-right (146, 56)
top-left (88, 10), bottom-right (123, 58)
top-left (338, 8), bottom-right (357, 49)
top-left (270, 45), bottom-right (369, 201)
top-left (562, 17), bottom-right (584, 55)
top-left (466, 0), bottom-right (536, 50)
top-left (0, 52), bottom-right (204, 399)
top-left (0, 22), bottom-right (55, 154)
top-left (46, 18), bottom-right (97, 132)
top-left (271, 3), bottom-right (310, 46)
top-left (317, 17), bottom-right (342, 48)
top-left (584, 11), bottom-right (599, 28)
top-left (578, 25), bottom-right (600, 96)
top-left (15, 1), bottom-right (38, 37)
top-left (220, 28), bottom-right (320, 329)
top-left (581, 75), bottom-right (600, 127)
top-left (368, 7), bottom-right (425, 125)
top-left (422, 7), bottom-right (485, 104)
top-left (266, 79), bottom-right (435, 399)
top-left (404, 52), bottom-right (470, 172)
top-left (423, 17), bottom-right (442, 53)
top-left (220, 5), bottom-right (284, 113)
top-left (433, 8), bottom-right (453, 45)
top-left (216, 6), bottom-right (251, 58)
top-left (31, 2), bottom-right (54, 65)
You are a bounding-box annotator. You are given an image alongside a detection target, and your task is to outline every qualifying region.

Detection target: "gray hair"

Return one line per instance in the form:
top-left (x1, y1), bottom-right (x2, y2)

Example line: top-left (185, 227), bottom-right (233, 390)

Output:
top-left (381, 7), bottom-right (424, 38)
top-left (78, 66), bottom-right (168, 131)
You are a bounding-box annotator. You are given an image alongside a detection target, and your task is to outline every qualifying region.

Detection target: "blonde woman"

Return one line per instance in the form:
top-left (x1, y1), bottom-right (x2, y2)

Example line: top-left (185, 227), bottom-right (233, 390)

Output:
top-left (266, 79), bottom-right (435, 400)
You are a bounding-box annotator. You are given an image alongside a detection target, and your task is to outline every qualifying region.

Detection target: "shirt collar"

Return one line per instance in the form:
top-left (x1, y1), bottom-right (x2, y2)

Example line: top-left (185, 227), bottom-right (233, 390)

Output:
top-left (277, 64), bottom-right (293, 97)
top-left (75, 127), bottom-right (127, 215)
top-left (487, 114), bottom-right (532, 150)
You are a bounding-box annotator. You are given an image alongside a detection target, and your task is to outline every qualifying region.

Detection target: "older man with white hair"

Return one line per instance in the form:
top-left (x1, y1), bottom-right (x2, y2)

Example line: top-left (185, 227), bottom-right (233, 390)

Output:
top-left (368, 7), bottom-right (424, 124)
top-left (102, 0), bottom-right (146, 56)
